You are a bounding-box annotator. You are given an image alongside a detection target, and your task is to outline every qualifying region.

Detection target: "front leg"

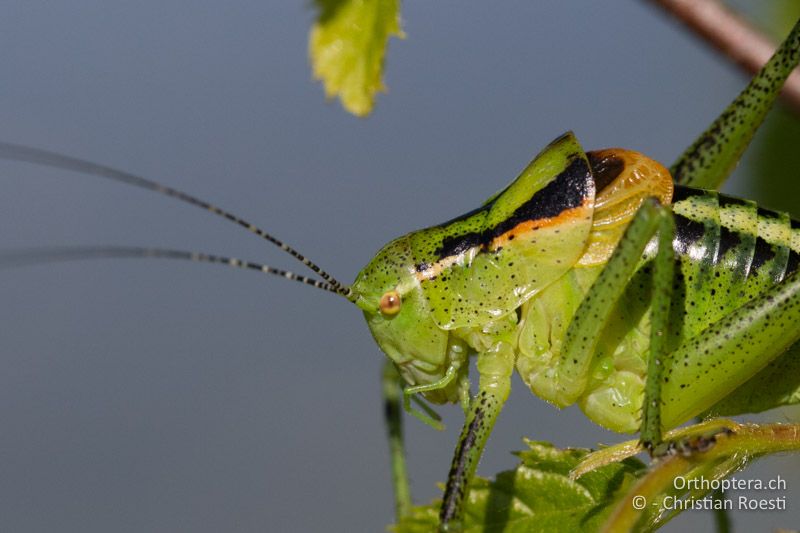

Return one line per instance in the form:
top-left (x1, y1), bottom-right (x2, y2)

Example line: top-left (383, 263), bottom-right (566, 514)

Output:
top-left (439, 341), bottom-right (515, 532)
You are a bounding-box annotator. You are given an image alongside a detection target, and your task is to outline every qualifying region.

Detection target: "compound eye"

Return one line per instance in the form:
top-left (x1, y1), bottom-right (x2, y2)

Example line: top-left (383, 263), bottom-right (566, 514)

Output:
top-left (379, 290), bottom-right (402, 315)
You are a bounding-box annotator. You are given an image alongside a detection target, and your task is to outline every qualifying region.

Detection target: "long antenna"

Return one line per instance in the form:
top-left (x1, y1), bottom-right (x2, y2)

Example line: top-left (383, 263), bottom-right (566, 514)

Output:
top-left (0, 142), bottom-right (352, 298)
top-left (0, 245), bottom-right (341, 294)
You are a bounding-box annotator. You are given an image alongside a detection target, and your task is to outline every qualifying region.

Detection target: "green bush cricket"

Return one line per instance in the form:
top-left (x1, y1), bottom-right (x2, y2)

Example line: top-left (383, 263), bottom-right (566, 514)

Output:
top-left (3, 13), bottom-right (800, 533)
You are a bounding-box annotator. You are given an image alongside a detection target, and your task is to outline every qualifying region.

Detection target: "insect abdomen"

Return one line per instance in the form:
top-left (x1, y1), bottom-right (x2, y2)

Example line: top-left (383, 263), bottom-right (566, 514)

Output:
top-left (655, 188), bottom-right (800, 427)
top-left (518, 184), bottom-right (800, 433)
top-left (671, 186), bottom-right (799, 337)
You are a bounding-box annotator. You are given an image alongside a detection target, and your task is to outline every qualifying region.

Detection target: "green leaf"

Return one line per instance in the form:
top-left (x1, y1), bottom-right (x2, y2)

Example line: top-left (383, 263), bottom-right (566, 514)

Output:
top-left (391, 440), bottom-right (645, 533)
top-left (745, 0), bottom-right (800, 220)
top-left (309, 0), bottom-right (404, 117)
top-left (392, 422), bottom-right (800, 532)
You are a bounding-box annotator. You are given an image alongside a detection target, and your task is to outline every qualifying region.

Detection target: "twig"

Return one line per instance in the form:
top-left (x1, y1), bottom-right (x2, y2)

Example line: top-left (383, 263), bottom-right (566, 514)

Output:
top-left (648, 0), bottom-right (800, 114)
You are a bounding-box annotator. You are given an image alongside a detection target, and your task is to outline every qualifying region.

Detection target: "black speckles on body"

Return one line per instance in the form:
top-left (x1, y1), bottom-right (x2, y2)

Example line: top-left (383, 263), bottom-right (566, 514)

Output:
top-left (667, 186), bottom-right (798, 343)
top-left (430, 156), bottom-right (591, 263)
top-left (661, 268), bottom-right (800, 424)
top-left (440, 398), bottom-right (489, 525)
top-left (673, 186), bottom-right (798, 285)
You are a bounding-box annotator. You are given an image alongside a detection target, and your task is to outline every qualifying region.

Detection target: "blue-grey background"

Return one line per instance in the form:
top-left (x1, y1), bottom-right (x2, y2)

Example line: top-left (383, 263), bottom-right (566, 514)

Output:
top-left (1, 1), bottom-right (798, 531)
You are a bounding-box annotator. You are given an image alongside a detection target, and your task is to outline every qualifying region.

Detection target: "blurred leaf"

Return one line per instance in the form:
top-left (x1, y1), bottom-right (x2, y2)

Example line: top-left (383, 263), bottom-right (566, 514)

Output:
top-left (748, 106), bottom-right (800, 218)
top-left (746, 0), bottom-right (800, 217)
top-left (769, 0), bottom-right (800, 36)
top-left (309, 0), bottom-right (404, 117)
